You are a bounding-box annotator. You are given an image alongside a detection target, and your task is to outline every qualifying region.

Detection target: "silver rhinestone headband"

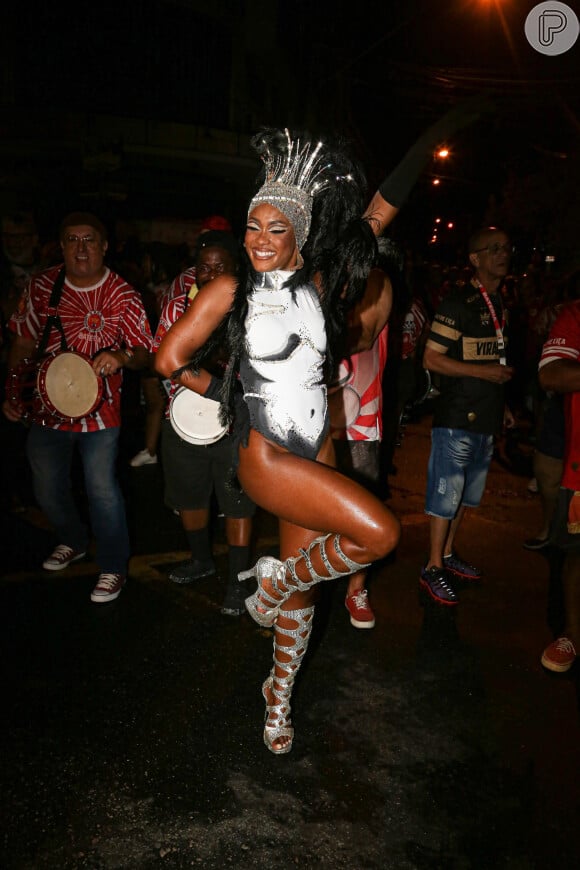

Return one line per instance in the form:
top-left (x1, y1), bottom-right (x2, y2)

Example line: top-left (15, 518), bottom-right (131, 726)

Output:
top-left (248, 129), bottom-right (353, 250)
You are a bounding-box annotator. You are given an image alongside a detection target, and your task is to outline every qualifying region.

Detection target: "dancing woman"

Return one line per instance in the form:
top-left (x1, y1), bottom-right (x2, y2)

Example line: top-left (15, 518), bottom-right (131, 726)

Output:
top-left (156, 109), bottom-right (484, 754)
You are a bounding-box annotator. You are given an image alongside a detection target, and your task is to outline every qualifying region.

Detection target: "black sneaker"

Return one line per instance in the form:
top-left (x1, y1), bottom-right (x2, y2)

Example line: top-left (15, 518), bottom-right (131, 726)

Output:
top-left (443, 552), bottom-right (481, 580)
top-left (168, 558), bottom-right (216, 584)
top-left (523, 537), bottom-right (550, 551)
top-left (419, 565), bottom-right (458, 606)
top-left (220, 583), bottom-right (248, 617)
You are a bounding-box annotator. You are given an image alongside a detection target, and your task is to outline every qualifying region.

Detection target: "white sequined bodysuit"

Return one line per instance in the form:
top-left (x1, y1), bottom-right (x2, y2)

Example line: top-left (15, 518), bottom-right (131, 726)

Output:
top-left (239, 270), bottom-right (328, 460)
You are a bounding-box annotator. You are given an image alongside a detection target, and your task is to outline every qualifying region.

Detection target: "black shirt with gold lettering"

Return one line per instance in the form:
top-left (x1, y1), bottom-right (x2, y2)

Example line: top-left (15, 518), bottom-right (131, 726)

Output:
top-left (425, 285), bottom-right (507, 435)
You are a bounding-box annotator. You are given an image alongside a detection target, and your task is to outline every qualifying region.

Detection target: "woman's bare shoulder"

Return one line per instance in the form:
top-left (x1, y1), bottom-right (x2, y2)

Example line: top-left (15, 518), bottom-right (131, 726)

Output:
top-left (194, 274), bottom-right (239, 312)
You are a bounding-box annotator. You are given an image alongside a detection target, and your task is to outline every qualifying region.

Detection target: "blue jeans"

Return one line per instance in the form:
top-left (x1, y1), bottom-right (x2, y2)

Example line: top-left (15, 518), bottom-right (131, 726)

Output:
top-left (27, 424), bottom-right (130, 573)
top-left (425, 427), bottom-right (494, 520)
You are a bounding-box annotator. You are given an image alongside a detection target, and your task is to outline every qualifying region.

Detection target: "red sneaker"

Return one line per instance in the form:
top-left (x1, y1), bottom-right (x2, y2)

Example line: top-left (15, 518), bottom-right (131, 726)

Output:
top-left (345, 589), bottom-right (375, 629)
top-left (541, 636), bottom-right (577, 673)
top-left (42, 544), bottom-right (86, 571)
top-left (90, 573), bottom-right (126, 604)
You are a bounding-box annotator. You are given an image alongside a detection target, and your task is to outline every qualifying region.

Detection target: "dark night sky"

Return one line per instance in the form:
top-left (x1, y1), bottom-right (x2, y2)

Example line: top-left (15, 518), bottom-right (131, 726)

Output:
top-left (5, 0), bottom-right (580, 255)
top-left (15, 1), bottom-right (580, 146)
top-left (307, 0), bottom-right (580, 254)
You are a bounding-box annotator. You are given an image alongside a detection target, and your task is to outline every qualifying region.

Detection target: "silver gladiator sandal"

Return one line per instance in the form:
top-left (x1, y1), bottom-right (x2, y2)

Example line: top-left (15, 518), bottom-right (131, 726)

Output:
top-left (239, 534), bottom-right (371, 627)
top-left (238, 555), bottom-right (289, 627)
top-left (262, 605), bottom-right (315, 755)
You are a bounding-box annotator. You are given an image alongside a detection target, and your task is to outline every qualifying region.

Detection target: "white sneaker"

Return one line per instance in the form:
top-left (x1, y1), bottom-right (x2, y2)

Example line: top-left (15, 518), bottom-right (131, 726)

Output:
top-left (130, 449), bottom-right (158, 467)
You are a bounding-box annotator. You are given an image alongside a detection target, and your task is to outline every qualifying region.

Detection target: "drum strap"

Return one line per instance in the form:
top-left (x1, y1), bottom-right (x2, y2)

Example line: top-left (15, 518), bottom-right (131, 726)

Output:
top-left (38, 268), bottom-right (67, 356)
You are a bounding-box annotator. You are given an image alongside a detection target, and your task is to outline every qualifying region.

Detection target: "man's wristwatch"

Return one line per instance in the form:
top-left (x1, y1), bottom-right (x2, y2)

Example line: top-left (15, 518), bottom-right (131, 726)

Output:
top-left (122, 347), bottom-right (134, 364)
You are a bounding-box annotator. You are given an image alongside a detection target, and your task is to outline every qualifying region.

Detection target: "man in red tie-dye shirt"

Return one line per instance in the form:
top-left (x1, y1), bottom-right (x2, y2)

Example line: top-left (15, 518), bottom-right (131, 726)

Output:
top-left (3, 212), bottom-right (152, 603)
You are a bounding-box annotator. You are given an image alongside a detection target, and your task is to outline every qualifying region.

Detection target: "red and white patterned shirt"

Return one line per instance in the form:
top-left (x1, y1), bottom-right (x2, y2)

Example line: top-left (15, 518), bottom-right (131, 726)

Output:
top-left (10, 264), bottom-right (152, 431)
top-left (152, 267), bottom-right (197, 419)
top-left (152, 268), bottom-right (196, 351)
top-left (401, 298), bottom-right (429, 361)
top-left (329, 325), bottom-right (388, 442)
top-left (539, 300), bottom-right (580, 490)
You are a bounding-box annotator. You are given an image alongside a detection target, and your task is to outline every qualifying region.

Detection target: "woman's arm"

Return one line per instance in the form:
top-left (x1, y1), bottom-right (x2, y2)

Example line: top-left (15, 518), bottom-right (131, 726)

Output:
top-left (363, 98), bottom-right (491, 238)
top-left (362, 192), bottom-right (399, 238)
top-left (154, 274), bottom-right (237, 395)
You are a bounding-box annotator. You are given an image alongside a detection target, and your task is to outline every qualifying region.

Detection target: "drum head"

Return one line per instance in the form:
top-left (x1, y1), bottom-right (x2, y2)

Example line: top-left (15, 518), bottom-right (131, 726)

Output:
top-left (39, 352), bottom-right (102, 420)
top-left (170, 387), bottom-right (228, 445)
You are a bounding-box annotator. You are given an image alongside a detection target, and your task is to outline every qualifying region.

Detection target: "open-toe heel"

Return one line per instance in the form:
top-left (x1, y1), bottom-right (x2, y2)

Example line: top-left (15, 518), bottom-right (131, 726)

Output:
top-left (238, 556), bottom-right (288, 627)
top-left (263, 673), bottom-right (294, 755)
top-left (240, 536), bottom-right (372, 628)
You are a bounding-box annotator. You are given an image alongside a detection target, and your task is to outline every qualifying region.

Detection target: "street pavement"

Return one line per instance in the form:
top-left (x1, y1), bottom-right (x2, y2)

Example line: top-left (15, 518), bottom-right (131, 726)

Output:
top-left (1, 415), bottom-right (579, 869)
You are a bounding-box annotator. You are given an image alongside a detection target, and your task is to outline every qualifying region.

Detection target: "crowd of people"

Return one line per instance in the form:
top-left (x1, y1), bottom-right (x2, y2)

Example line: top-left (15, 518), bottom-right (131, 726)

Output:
top-left (2, 118), bottom-right (579, 755)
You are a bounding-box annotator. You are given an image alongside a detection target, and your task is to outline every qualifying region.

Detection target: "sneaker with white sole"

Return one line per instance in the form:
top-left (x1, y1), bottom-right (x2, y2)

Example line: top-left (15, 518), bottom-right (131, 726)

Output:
top-left (541, 636), bottom-right (577, 673)
top-left (345, 589), bottom-right (376, 628)
top-left (91, 573), bottom-right (126, 603)
top-left (43, 544), bottom-right (86, 572)
top-left (130, 449), bottom-right (158, 467)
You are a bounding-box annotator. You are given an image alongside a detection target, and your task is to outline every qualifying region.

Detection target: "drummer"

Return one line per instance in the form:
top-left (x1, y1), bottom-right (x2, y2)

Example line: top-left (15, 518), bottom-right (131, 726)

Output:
top-left (2, 211), bottom-right (152, 603)
top-left (152, 230), bottom-right (256, 616)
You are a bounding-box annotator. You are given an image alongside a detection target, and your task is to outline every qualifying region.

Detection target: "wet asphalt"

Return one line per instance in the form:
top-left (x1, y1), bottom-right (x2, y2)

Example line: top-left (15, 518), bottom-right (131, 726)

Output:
top-left (1, 415), bottom-right (579, 869)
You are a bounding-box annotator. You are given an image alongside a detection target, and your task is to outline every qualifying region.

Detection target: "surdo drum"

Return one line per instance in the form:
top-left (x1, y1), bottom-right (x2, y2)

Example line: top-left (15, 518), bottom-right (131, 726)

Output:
top-left (9, 350), bottom-right (103, 424)
top-left (169, 386), bottom-right (228, 445)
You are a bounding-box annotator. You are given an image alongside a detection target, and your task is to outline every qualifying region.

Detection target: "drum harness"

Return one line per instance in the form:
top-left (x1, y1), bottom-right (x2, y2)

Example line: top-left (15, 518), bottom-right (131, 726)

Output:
top-left (37, 267), bottom-right (67, 357)
top-left (27, 268), bottom-right (104, 424)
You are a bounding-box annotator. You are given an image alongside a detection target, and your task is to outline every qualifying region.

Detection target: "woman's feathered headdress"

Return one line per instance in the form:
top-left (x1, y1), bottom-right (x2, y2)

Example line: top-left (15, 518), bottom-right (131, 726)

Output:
top-left (249, 129), bottom-right (353, 250)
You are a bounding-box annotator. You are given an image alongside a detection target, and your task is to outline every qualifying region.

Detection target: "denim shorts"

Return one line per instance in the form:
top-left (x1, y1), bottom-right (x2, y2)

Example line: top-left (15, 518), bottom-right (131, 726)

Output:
top-left (425, 427), bottom-right (494, 520)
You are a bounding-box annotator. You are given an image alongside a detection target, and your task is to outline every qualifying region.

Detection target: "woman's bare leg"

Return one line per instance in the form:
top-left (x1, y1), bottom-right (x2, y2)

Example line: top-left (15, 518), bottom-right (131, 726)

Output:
top-left (238, 433), bottom-right (400, 753)
top-left (261, 602), bottom-right (316, 753)
top-left (257, 519), bottom-right (319, 752)
top-left (238, 431), bottom-right (399, 564)
top-left (237, 431), bottom-right (400, 603)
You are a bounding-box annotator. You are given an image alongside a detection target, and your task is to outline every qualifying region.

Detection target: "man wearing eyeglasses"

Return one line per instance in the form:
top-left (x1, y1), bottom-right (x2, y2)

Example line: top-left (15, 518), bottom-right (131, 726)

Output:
top-left (419, 227), bottom-right (515, 605)
top-left (2, 212), bottom-right (152, 604)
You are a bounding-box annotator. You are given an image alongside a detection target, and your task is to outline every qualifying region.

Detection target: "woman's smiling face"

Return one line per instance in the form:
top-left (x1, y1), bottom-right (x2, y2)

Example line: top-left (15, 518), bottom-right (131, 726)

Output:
top-left (244, 203), bottom-right (299, 273)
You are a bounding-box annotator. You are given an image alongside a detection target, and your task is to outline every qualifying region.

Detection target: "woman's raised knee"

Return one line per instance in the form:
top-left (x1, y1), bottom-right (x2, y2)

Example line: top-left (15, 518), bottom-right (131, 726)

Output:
top-left (367, 513), bottom-right (401, 562)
